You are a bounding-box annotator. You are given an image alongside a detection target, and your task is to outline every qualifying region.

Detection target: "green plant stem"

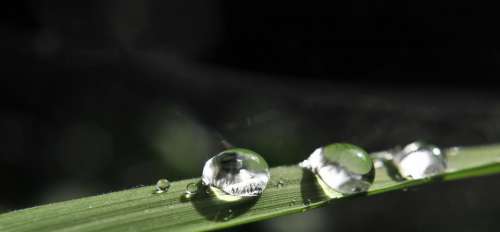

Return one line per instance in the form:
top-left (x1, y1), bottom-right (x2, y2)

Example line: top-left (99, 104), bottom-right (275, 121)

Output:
top-left (1, 144), bottom-right (500, 232)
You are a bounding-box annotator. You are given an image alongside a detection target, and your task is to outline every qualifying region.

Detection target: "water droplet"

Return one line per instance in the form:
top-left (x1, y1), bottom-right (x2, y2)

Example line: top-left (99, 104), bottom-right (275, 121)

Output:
top-left (185, 183), bottom-right (198, 195)
top-left (289, 199), bottom-right (296, 206)
top-left (299, 143), bottom-right (375, 195)
top-left (201, 148), bottom-right (270, 199)
top-left (304, 199), bottom-right (312, 206)
top-left (155, 179), bottom-right (170, 193)
top-left (394, 141), bottom-right (446, 179)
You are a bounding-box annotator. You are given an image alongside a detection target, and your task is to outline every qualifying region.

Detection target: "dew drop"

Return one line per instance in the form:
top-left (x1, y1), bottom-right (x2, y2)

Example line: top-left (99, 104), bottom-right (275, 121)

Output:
top-left (201, 148), bottom-right (270, 199)
top-left (299, 143), bottom-right (375, 195)
top-left (304, 199), bottom-right (312, 206)
top-left (185, 183), bottom-right (198, 195)
top-left (155, 179), bottom-right (170, 194)
top-left (394, 141), bottom-right (446, 179)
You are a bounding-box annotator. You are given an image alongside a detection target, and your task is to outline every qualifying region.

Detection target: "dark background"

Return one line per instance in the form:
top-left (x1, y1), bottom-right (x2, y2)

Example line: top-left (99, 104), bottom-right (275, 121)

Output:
top-left (2, 1), bottom-right (500, 231)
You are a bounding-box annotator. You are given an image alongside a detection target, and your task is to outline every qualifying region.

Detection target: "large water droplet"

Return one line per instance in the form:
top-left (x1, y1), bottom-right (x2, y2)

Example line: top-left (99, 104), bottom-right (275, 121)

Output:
top-left (394, 141), bottom-right (446, 179)
top-left (202, 148), bottom-right (270, 200)
top-left (155, 179), bottom-right (170, 193)
top-left (300, 143), bottom-right (375, 195)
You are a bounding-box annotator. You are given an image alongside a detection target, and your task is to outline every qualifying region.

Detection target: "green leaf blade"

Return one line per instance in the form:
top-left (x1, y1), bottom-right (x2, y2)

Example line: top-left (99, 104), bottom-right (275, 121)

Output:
top-left (1, 144), bottom-right (500, 232)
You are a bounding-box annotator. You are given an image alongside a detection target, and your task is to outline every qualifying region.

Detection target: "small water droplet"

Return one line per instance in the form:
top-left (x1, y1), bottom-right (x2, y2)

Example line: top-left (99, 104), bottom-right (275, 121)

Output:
top-left (181, 183), bottom-right (199, 200)
top-left (185, 183), bottom-right (198, 195)
top-left (155, 179), bottom-right (170, 193)
top-left (304, 199), bottom-right (312, 206)
top-left (201, 148), bottom-right (270, 199)
top-left (299, 143), bottom-right (375, 195)
top-left (394, 141), bottom-right (447, 179)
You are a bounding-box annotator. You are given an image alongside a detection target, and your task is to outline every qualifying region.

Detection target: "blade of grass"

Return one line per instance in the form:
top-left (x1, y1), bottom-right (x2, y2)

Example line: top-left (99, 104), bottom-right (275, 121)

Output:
top-left (1, 144), bottom-right (500, 232)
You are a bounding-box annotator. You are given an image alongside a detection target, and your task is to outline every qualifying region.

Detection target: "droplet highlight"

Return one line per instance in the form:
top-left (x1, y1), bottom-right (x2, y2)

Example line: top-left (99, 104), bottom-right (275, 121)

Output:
top-left (393, 141), bottom-right (446, 179)
top-left (300, 143), bottom-right (375, 195)
top-left (155, 179), bottom-right (170, 193)
top-left (201, 148), bottom-right (270, 200)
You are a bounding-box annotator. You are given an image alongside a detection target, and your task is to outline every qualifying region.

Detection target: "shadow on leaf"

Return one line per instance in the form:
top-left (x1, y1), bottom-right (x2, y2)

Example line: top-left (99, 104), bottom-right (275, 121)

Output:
top-left (188, 181), bottom-right (259, 221)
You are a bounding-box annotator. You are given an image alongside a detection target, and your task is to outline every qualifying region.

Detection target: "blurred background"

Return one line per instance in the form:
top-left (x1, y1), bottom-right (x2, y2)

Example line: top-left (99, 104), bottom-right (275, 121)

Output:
top-left (2, 1), bottom-right (500, 231)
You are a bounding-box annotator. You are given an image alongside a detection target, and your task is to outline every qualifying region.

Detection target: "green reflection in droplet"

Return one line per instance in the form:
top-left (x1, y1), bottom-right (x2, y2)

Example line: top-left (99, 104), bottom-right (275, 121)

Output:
top-left (322, 143), bottom-right (373, 175)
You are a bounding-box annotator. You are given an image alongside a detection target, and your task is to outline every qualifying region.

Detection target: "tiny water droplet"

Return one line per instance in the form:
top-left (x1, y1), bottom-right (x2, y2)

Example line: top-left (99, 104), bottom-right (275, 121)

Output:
top-left (394, 141), bottom-right (446, 179)
top-left (155, 179), bottom-right (170, 193)
top-left (181, 183), bottom-right (199, 200)
top-left (304, 199), bottom-right (312, 206)
top-left (201, 148), bottom-right (270, 199)
top-left (300, 143), bottom-right (375, 195)
top-left (185, 183), bottom-right (198, 195)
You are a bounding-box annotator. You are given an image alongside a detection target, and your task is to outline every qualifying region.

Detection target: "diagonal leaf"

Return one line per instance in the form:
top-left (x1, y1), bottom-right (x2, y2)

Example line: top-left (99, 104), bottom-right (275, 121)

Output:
top-left (1, 144), bottom-right (500, 232)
